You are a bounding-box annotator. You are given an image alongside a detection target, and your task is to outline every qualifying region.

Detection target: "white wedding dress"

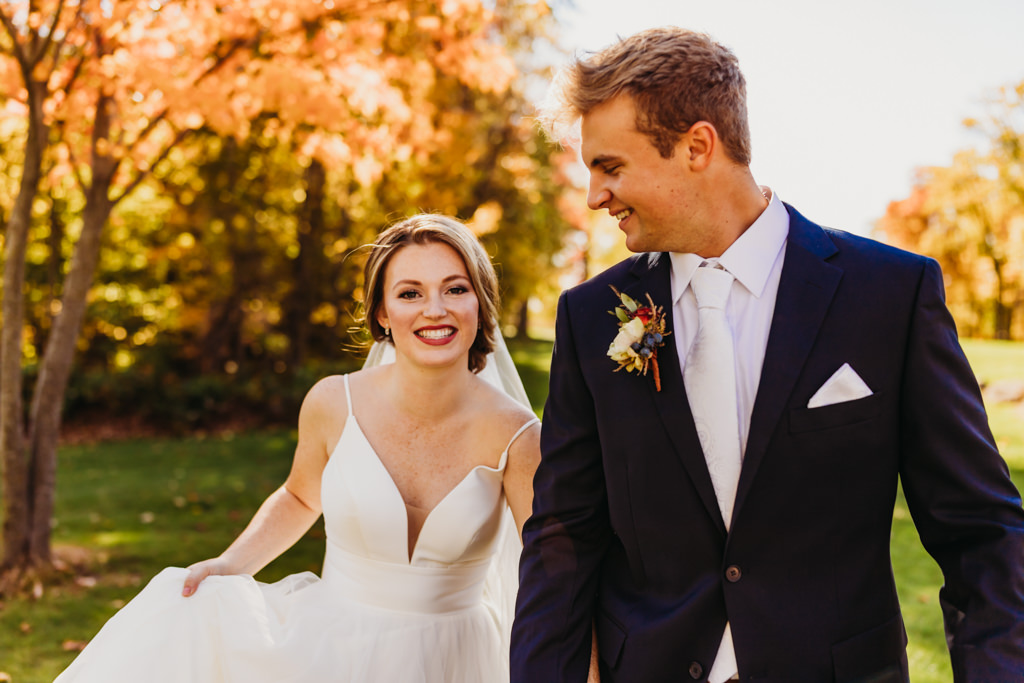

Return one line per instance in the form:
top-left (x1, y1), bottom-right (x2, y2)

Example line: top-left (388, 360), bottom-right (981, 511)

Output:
top-left (56, 373), bottom-right (538, 683)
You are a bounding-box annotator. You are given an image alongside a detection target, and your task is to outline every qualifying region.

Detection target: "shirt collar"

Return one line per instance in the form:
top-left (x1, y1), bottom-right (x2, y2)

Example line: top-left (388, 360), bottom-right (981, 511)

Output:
top-left (670, 187), bottom-right (789, 305)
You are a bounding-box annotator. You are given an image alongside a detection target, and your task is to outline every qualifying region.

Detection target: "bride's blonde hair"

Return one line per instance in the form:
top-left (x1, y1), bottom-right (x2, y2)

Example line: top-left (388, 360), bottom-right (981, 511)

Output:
top-left (362, 214), bottom-right (499, 374)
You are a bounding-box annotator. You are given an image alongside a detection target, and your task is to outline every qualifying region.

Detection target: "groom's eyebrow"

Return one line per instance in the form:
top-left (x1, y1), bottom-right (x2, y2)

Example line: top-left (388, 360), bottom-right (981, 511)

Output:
top-left (589, 154), bottom-right (622, 170)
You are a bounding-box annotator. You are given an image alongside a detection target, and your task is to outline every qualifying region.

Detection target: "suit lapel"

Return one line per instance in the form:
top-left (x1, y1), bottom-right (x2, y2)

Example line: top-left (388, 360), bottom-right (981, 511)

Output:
top-left (622, 253), bottom-right (726, 534)
top-left (733, 205), bottom-right (842, 520)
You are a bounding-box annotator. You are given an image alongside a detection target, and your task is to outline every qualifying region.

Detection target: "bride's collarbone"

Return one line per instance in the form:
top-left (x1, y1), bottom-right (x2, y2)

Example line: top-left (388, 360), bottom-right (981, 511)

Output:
top-left (371, 415), bottom-right (491, 463)
top-left (360, 390), bottom-right (512, 451)
top-left (363, 412), bottom-right (511, 490)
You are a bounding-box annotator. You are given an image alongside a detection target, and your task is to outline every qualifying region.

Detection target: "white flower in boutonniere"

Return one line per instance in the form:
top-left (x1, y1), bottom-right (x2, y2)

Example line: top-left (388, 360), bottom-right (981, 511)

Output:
top-left (606, 286), bottom-right (671, 391)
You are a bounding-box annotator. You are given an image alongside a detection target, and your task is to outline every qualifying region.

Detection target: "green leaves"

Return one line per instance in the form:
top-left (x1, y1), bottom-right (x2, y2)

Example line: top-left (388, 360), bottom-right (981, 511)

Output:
top-left (618, 292), bottom-right (640, 313)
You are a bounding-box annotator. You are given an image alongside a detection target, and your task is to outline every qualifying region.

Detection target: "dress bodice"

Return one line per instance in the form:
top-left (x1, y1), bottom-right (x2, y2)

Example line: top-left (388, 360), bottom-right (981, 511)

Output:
top-left (318, 375), bottom-right (536, 613)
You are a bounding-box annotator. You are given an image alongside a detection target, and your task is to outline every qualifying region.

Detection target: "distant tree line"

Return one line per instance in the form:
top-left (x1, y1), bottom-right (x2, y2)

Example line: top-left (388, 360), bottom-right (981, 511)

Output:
top-left (877, 81), bottom-right (1024, 341)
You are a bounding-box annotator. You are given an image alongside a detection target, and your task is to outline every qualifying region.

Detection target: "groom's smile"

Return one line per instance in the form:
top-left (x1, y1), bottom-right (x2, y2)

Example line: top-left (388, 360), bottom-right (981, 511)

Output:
top-left (580, 94), bottom-right (700, 255)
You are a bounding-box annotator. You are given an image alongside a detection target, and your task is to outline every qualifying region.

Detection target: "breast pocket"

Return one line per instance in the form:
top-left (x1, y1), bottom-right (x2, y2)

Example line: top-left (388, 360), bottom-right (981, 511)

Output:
top-left (789, 391), bottom-right (884, 434)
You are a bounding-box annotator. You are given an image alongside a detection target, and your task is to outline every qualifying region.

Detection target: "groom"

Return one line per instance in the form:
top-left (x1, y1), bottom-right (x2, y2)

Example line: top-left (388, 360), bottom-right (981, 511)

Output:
top-left (511, 27), bottom-right (1024, 683)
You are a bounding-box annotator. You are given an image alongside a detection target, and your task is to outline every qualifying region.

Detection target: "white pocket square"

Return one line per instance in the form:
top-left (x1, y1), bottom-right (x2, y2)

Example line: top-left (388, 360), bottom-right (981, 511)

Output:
top-left (807, 363), bottom-right (873, 408)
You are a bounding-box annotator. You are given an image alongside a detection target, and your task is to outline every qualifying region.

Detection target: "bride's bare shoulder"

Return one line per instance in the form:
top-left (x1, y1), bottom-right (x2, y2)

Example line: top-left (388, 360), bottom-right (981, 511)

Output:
top-left (471, 376), bottom-right (536, 429)
top-left (299, 372), bottom-right (357, 420)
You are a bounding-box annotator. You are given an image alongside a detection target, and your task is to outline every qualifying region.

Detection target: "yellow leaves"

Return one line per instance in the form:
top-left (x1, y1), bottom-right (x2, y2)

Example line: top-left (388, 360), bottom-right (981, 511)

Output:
top-left (1, 0), bottom-right (531, 202)
top-left (352, 154), bottom-right (384, 187)
top-left (93, 137), bottom-right (112, 157)
top-left (0, 58), bottom-right (25, 99)
top-left (310, 302), bottom-right (339, 326)
top-left (876, 82), bottom-right (1024, 338)
top-left (469, 201), bottom-right (503, 236)
top-left (181, 112), bottom-right (204, 130)
top-left (1, 98), bottom-right (28, 120)
top-left (416, 15), bottom-right (443, 32)
top-left (435, 39), bottom-right (517, 95)
top-left (153, 39), bottom-right (177, 60)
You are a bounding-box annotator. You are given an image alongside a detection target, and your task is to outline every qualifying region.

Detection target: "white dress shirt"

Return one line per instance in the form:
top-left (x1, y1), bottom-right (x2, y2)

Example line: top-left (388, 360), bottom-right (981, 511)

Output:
top-left (668, 187), bottom-right (790, 683)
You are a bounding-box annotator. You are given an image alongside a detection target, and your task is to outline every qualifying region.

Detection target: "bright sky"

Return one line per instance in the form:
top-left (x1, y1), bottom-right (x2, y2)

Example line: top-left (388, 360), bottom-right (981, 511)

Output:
top-left (552, 0), bottom-right (1024, 236)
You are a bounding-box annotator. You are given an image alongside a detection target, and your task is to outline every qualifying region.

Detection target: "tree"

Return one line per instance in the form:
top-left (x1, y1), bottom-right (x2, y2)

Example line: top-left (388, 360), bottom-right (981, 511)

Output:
top-left (0, 0), bottom-right (521, 588)
top-left (1, 0), bottom-right (75, 592)
top-left (876, 80), bottom-right (1024, 340)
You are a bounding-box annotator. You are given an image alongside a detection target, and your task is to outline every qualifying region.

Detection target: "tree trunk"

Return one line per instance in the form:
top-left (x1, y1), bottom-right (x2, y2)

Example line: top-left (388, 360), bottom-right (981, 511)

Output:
top-left (23, 94), bottom-right (118, 566)
top-left (286, 159), bottom-right (326, 367)
top-left (200, 291), bottom-right (244, 374)
top-left (47, 189), bottom-right (67, 310)
top-left (994, 300), bottom-right (1012, 340)
top-left (1, 80), bottom-right (49, 574)
top-left (27, 189), bottom-right (115, 561)
top-left (514, 299), bottom-right (530, 340)
top-left (991, 256), bottom-right (1011, 340)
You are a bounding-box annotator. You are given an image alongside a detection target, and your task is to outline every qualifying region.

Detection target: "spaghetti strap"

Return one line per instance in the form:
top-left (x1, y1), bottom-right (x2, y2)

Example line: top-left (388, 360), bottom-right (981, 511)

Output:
top-left (497, 417), bottom-right (539, 470)
top-left (342, 374), bottom-right (353, 420)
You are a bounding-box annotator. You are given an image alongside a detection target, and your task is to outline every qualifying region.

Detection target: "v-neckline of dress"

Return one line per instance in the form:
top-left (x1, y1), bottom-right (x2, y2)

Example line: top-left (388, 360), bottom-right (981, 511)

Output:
top-left (345, 413), bottom-right (503, 564)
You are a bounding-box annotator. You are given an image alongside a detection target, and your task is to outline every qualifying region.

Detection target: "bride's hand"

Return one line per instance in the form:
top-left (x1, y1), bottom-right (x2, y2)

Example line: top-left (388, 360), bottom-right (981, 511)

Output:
top-left (181, 557), bottom-right (235, 597)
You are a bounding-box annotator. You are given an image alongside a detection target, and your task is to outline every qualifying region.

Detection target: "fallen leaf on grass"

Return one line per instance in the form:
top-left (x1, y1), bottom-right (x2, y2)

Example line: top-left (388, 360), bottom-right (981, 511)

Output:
top-left (19, 621), bottom-right (32, 633)
top-left (62, 639), bottom-right (89, 652)
top-left (74, 576), bottom-right (98, 588)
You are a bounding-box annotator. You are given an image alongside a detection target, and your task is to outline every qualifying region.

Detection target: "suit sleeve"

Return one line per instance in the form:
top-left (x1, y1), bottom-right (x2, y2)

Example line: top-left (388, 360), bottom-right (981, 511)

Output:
top-left (511, 290), bottom-right (610, 683)
top-left (898, 258), bottom-right (1024, 678)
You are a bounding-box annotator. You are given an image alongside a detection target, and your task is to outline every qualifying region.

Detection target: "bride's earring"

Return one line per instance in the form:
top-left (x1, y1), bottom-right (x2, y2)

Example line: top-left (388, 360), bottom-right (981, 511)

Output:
top-left (383, 324), bottom-right (391, 339)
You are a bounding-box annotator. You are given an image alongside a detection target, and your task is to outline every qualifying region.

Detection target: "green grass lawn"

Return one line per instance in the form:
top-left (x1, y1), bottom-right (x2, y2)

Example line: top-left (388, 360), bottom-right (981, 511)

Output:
top-left (3, 337), bottom-right (1022, 682)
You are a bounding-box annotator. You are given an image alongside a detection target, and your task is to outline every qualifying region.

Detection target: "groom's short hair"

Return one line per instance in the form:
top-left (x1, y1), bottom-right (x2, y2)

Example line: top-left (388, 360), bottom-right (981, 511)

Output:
top-left (540, 26), bottom-right (752, 165)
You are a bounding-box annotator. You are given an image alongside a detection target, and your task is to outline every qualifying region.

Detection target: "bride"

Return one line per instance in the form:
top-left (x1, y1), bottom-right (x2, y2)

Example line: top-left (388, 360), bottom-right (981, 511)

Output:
top-left (55, 214), bottom-right (573, 682)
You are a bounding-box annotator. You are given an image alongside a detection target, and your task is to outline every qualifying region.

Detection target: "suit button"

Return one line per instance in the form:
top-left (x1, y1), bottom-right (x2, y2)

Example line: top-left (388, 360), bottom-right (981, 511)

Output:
top-left (725, 565), bottom-right (742, 582)
top-left (688, 661), bottom-right (703, 679)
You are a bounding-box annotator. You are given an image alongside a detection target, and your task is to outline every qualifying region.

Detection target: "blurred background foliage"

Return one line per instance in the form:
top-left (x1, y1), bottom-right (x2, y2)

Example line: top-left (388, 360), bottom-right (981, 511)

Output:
top-left (0, 1), bottom-right (1019, 482)
top-left (1, 0), bottom-right (587, 437)
top-left (875, 81), bottom-right (1024, 341)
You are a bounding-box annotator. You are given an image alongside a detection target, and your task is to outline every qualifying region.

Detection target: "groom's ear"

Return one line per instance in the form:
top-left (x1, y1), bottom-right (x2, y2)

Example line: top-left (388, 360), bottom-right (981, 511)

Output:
top-left (684, 121), bottom-right (716, 171)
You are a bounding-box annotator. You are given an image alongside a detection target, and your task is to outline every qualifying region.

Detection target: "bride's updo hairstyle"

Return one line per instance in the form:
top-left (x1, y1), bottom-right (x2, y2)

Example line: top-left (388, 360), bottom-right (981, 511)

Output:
top-left (363, 214), bottom-right (500, 374)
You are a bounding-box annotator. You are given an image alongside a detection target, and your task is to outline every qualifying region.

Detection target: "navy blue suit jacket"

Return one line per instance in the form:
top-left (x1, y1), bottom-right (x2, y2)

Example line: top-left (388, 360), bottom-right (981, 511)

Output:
top-left (511, 205), bottom-right (1024, 682)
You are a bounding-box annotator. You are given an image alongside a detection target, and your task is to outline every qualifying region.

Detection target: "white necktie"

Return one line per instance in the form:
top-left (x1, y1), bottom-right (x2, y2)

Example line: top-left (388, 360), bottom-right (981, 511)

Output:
top-left (684, 265), bottom-right (741, 530)
top-left (684, 264), bottom-right (742, 683)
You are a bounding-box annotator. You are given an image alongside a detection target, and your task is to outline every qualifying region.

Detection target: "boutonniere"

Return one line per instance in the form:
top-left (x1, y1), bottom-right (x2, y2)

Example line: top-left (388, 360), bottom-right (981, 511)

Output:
top-left (606, 286), bottom-right (671, 391)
